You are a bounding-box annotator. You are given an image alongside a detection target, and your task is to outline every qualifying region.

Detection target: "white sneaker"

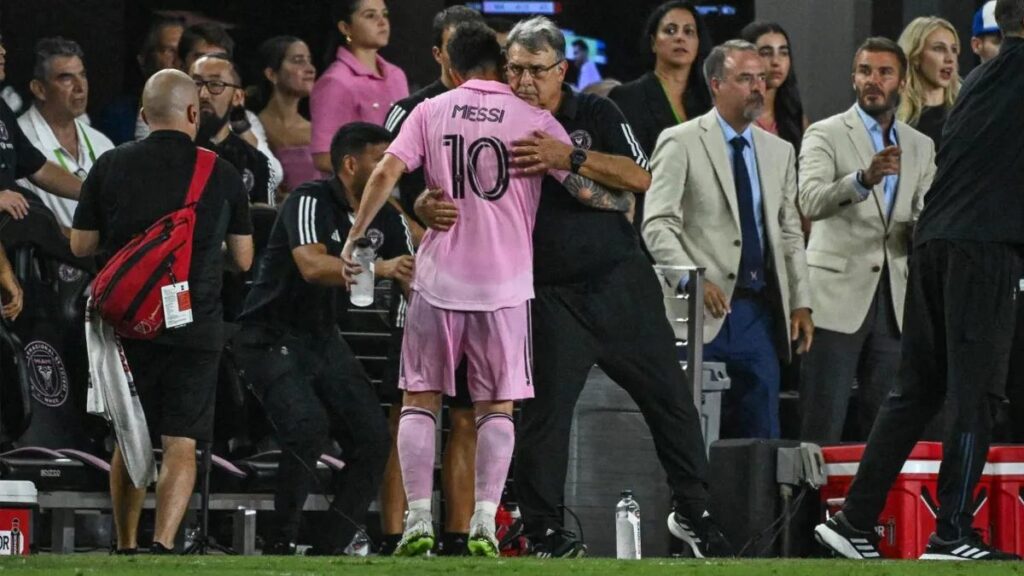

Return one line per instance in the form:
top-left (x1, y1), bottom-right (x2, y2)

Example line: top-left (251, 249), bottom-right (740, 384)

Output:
top-left (343, 531), bottom-right (371, 557)
top-left (467, 510), bottom-right (500, 558)
top-left (395, 509), bottom-right (434, 557)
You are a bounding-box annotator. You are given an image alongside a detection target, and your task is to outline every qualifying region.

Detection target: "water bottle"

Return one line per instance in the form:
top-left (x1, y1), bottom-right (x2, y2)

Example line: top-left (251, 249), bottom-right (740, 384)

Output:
top-left (350, 238), bottom-right (375, 307)
top-left (615, 490), bottom-right (641, 559)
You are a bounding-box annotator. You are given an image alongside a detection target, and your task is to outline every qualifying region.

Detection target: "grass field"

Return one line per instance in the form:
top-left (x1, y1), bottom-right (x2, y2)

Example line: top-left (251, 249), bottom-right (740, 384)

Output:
top-left (2, 556), bottom-right (1024, 575)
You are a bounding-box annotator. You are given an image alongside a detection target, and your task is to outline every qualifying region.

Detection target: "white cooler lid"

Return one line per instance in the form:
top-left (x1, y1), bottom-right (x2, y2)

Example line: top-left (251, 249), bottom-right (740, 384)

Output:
top-left (0, 480), bottom-right (38, 504)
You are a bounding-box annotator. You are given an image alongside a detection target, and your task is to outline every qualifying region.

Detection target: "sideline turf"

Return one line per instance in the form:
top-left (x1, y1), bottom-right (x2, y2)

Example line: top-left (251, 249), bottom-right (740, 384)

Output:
top-left (2, 556), bottom-right (1023, 575)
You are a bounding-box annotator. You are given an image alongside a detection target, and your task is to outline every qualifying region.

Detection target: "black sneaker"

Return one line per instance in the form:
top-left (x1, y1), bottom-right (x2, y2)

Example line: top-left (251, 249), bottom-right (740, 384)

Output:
top-left (667, 511), bottom-right (732, 558)
top-left (919, 531), bottom-right (1021, 561)
top-left (377, 534), bottom-right (401, 556)
top-left (813, 513), bottom-right (882, 559)
top-left (149, 542), bottom-right (175, 555)
top-left (263, 540), bottom-right (297, 556)
top-left (530, 528), bottom-right (586, 558)
top-left (440, 532), bottom-right (469, 556)
top-left (113, 547), bottom-right (138, 555)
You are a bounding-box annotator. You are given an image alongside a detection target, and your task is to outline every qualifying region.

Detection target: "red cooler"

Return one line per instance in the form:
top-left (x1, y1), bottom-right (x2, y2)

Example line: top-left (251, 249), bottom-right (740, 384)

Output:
top-left (0, 481), bottom-right (36, 556)
top-left (820, 442), bottom-right (991, 559)
top-left (986, 445), bottom-right (1024, 556)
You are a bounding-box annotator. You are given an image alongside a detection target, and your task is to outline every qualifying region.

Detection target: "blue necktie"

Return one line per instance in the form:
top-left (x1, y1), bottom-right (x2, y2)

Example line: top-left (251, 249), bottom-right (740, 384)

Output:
top-left (730, 136), bottom-right (765, 291)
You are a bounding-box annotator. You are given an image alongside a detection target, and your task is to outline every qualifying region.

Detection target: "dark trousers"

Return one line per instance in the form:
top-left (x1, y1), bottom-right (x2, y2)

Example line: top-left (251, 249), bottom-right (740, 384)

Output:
top-left (234, 326), bottom-right (390, 546)
top-left (800, 273), bottom-right (902, 443)
top-left (514, 254), bottom-right (710, 537)
top-left (703, 295), bottom-right (780, 439)
top-left (843, 240), bottom-right (1021, 541)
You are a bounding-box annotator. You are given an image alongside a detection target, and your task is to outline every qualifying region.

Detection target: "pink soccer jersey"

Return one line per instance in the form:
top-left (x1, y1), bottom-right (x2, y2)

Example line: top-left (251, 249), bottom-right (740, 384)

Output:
top-left (386, 79), bottom-right (571, 311)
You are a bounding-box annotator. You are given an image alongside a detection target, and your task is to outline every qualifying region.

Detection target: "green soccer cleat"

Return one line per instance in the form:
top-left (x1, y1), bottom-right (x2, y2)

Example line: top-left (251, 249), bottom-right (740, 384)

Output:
top-left (395, 511), bottom-right (435, 557)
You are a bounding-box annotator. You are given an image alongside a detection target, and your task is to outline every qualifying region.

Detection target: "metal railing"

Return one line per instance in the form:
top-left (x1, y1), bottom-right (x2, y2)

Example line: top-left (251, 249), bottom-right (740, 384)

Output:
top-left (654, 265), bottom-right (706, 414)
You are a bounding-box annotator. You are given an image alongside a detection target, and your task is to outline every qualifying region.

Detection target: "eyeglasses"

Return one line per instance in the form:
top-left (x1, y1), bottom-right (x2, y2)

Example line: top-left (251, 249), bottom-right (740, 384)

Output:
top-left (194, 79), bottom-right (242, 95)
top-left (506, 59), bottom-right (564, 80)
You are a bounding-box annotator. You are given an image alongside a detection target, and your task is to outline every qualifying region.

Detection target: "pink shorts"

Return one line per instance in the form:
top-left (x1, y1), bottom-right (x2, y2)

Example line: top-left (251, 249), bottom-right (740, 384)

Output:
top-left (399, 292), bottom-right (534, 402)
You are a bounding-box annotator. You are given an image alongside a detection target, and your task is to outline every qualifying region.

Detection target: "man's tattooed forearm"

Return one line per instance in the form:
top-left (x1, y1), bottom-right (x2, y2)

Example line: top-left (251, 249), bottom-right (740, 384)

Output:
top-left (563, 174), bottom-right (632, 213)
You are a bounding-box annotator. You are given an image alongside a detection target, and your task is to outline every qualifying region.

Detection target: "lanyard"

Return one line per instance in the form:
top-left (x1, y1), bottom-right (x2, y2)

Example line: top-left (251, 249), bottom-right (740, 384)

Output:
top-left (53, 124), bottom-right (95, 178)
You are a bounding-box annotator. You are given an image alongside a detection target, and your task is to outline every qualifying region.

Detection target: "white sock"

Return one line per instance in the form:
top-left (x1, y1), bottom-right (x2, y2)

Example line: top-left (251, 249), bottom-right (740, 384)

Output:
top-left (473, 501), bottom-right (498, 525)
top-left (407, 499), bottom-right (432, 524)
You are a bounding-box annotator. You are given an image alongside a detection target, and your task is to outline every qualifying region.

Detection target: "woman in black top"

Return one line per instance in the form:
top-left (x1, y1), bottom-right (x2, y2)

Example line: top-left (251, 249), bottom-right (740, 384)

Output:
top-left (609, 1), bottom-right (711, 235)
top-left (897, 16), bottom-right (961, 151)
top-left (609, 1), bottom-right (712, 158)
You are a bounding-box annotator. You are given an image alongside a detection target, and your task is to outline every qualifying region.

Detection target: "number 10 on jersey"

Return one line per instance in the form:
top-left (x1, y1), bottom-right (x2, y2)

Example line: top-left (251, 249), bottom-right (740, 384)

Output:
top-left (442, 134), bottom-right (511, 201)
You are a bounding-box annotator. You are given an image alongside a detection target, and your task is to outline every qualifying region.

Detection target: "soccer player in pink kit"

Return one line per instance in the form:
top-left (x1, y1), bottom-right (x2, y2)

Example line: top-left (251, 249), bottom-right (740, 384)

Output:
top-left (343, 22), bottom-right (627, 557)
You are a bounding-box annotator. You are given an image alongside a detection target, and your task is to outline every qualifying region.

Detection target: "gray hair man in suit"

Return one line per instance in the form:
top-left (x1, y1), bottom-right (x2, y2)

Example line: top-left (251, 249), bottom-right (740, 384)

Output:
top-left (797, 37), bottom-right (936, 443)
top-left (643, 39), bottom-right (812, 439)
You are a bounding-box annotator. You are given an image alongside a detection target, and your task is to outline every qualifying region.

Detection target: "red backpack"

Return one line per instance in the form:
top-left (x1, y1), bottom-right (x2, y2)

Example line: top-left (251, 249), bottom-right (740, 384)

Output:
top-left (91, 148), bottom-right (216, 339)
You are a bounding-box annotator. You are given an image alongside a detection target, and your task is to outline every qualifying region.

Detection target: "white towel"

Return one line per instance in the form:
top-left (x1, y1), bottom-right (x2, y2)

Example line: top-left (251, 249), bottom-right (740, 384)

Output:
top-left (85, 301), bottom-right (157, 488)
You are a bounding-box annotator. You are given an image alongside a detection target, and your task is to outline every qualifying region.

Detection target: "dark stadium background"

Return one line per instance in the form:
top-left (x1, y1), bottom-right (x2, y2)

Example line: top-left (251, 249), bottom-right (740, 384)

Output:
top-left (0, 0), bottom-right (985, 126)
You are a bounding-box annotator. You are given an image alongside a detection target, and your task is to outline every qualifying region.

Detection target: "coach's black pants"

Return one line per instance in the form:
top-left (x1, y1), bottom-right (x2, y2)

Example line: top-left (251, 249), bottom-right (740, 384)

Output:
top-left (843, 240), bottom-right (1021, 541)
top-left (514, 254), bottom-right (710, 538)
top-left (234, 325), bottom-right (390, 547)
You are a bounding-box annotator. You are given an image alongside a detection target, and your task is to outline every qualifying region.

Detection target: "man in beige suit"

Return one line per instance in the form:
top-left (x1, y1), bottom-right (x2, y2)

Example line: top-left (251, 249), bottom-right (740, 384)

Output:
top-left (644, 39), bottom-right (812, 439)
top-left (798, 37), bottom-right (936, 443)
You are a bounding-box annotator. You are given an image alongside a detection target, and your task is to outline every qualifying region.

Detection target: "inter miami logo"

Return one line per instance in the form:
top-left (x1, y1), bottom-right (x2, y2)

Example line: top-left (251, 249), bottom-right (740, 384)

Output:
top-left (57, 264), bottom-right (84, 283)
top-left (242, 168), bottom-right (255, 193)
top-left (25, 341), bottom-right (70, 408)
top-left (366, 228), bottom-right (384, 251)
top-left (570, 130), bottom-right (593, 150)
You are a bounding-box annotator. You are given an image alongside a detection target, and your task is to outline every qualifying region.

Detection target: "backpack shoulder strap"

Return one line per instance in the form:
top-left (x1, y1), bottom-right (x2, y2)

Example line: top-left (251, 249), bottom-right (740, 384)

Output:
top-left (184, 147), bottom-right (218, 207)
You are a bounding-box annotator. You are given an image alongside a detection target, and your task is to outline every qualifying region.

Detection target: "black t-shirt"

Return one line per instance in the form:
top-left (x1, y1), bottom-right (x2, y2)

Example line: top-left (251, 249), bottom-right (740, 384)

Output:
top-left (205, 131), bottom-right (274, 206)
top-left (915, 36), bottom-right (1024, 247)
top-left (913, 105), bottom-right (948, 153)
top-left (240, 178), bottom-right (412, 336)
top-left (73, 130), bottom-right (253, 349)
top-left (533, 86), bottom-right (649, 285)
top-left (385, 79), bottom-right (448, 224)
top-left (0, 100), bottom-right (46, 189)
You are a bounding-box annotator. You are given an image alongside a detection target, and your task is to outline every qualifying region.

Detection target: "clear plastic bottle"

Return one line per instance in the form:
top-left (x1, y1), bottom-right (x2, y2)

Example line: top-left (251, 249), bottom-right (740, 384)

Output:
top-left (350, 238), bottom-right (375, 307)
top-left (615, 490), bottom-right (641, 559)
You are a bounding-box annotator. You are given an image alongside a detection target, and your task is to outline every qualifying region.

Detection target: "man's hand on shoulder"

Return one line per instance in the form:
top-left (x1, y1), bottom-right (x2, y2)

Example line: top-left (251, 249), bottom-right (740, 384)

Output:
top-left (511, 130), bottom-right (572, 175)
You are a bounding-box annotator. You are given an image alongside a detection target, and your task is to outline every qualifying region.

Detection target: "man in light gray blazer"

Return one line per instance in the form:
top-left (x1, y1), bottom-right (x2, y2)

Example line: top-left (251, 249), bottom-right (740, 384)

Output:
top-left (643, 40), bottom-right (813, 439)
top-left (798, 37), bottom-right (936, 443)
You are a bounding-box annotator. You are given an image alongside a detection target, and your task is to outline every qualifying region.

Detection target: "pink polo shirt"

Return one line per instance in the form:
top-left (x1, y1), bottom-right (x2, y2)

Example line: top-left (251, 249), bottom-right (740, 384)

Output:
top-left (310, 47), bottom-right (409, 154)
top-left (386, 79), bottom-right (571, 311)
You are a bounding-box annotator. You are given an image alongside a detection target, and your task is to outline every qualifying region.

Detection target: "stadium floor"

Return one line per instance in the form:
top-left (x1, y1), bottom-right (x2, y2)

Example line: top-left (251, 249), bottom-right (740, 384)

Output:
top-left (3, 556), bottom-right (1024, 575)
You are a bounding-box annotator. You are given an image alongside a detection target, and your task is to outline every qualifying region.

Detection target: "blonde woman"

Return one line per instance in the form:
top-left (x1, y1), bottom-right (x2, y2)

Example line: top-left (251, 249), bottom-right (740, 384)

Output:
top-left (898, 17), bottom-right (961, 149)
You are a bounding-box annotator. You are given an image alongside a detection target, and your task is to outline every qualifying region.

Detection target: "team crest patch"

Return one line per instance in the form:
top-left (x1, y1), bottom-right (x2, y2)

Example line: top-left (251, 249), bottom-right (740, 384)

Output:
top-left (57, 264), bottom-right (84, 283)
top-left (242, 168), bottom-right (255, 192)
top-left (366, 228), bottom-right (384, 250)
top-left (0, 120), bottom-right (8, 141)
top-left (26, 341), bottom-right (69, 408)
top-left (570, 130), bottom-right (593, 150)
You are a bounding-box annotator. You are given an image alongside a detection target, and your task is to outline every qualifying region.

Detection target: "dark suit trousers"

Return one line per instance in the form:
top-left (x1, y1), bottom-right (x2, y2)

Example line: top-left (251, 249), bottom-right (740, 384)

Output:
top-left (842, 240), bottom-right (1020, 541)
top-left (704, 295), bottom-right (781, 439)
top-left (799, 271), bottom-right (901, 443)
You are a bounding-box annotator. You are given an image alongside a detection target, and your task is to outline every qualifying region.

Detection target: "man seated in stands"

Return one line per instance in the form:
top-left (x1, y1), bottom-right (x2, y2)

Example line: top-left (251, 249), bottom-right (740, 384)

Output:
top-left (233, 122), bottom-right (412, 555)
top-left (18, 37), bottom-right (115, 230)
top-left (0, 37), bottom-right (84, 225)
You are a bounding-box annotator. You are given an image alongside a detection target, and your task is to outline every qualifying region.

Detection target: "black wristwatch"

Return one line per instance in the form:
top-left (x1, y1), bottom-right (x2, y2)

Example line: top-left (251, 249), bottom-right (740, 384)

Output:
top-left (569, 148), bottom-right (587, 174)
